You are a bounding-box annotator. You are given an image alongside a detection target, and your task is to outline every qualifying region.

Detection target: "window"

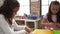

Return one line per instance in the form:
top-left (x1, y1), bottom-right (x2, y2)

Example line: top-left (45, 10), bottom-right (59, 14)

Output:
top-left (41, 0), bottom-right (60, 15)
top-left (16, 0), bottom-right (30, 16)
top-left (57, 0), bottom-right (60, 2)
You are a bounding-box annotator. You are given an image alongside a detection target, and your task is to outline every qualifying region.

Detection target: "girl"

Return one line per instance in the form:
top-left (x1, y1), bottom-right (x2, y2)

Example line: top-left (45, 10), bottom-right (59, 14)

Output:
top-left (41, 1), bottom-right (60, 30)
top-left (0, 0), bottom-right (31, 34)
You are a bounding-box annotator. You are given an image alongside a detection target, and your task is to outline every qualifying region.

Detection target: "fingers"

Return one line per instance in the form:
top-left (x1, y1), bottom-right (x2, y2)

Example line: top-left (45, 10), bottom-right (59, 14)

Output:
top-left (25, 27), bottom-right (32, 33)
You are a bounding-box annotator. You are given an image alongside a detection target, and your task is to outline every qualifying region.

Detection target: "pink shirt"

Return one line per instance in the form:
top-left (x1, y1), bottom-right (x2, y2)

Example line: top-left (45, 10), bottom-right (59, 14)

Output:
top-left (52, 15), bottom-right (57, 23)
top-left (44, 15), bottom-right (57, 23)
top-left (43, 14), bottom-right (58, 30)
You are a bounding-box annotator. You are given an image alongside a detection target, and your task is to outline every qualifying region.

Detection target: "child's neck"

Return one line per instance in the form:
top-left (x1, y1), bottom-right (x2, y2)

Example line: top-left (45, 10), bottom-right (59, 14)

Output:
top-left (52, 13), bottom-right (56, 15)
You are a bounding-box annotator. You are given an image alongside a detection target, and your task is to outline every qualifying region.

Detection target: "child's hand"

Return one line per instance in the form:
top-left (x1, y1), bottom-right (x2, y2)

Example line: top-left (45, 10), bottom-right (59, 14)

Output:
top-left (26, 32), bottom-right (30, 34)
top-left (50, 28), bottom-right (54, 30)
top-left (25, 27), bottom-right (32, 33)
top-left (48, 22), bottom-right (55, 27)
top-left (55, 23), bottom-right (60, 28)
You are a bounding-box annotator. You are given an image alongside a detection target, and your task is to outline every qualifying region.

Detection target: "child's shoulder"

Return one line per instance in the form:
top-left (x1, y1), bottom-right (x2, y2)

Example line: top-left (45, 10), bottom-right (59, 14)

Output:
top-left (43, 14), bottom-right (47, 19)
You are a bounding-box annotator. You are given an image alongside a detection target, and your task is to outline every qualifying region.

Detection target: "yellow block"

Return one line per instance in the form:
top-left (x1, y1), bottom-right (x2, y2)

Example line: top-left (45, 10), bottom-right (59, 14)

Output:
top-left (33, 29), bottom-right (53, 34)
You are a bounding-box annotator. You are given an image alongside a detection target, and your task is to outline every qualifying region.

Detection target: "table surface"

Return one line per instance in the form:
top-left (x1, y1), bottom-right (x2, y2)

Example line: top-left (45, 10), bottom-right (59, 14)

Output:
top-left (33, 29), bottom-right (60, 34)
top-left (33, 29), bottom-right (53, 34)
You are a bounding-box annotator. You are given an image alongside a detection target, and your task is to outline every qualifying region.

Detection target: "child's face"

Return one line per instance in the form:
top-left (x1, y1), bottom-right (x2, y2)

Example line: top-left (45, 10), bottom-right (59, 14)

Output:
top-left (51, 4), bottom-right (59, 14)
top-left (13, 7), bottom-right (19, 16)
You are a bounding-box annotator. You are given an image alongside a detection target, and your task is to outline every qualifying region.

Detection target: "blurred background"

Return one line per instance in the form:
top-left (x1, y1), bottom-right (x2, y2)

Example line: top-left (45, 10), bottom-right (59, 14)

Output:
top-left (14, 0), bottom-right (60, 30)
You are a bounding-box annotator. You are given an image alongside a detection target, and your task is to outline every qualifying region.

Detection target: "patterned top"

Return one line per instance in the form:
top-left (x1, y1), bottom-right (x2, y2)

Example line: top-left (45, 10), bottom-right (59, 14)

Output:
top-left (43, 14), bottom-right (59, 30)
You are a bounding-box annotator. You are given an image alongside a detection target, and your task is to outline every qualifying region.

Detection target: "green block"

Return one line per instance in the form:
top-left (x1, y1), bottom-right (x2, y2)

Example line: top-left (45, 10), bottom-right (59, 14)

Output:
top-left (54, 30), bottom-right (60, 34)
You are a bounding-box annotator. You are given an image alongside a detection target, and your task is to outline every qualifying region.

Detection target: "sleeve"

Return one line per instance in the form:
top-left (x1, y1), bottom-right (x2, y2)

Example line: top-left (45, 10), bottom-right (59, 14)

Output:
top-left (12, 19), bottom-right (26, 30)
top-left (0, 14), bottom-right (26, 34)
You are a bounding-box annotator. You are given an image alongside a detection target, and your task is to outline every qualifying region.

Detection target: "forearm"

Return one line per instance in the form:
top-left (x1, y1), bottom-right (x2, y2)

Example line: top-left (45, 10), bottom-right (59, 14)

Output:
top-left (14, 25), bottom-right (26, 31)
top-left (41, 23), bottom-right (54, 26)
top-left (11, 30), bottom-right (26, 34)
top-left (56, 23), bottom-right (60, 28)
top-left (12, 20), bottom-right (26, 30)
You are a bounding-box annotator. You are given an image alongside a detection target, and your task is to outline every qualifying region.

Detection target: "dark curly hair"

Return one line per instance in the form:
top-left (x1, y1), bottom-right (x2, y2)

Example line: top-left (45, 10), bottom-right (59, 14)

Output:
top-left (47, 1), bottom-right (60, 23)
top-left (0, 0), bottom-right (20, 25)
